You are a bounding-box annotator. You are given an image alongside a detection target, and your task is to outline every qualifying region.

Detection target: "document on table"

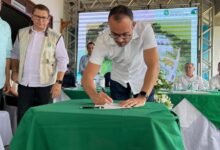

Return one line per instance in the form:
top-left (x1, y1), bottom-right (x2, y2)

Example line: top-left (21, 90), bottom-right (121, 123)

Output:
top-left (95, 103), bottom-right (126, 109)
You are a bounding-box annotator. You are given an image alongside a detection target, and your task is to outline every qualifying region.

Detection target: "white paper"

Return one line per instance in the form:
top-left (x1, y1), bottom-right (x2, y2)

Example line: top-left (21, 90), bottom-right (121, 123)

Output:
top-left (95, 103), bottom-right (125, 109)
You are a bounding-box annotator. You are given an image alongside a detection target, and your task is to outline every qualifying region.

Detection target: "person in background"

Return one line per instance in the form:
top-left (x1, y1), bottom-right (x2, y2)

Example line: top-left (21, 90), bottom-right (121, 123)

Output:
top-left (0, 0), bottom-right (12, 110)
top-left (82, 5), bottom-right (159, 108)
top-left (209, 62), bottom-right (220, 89)
top-left (62, 64), bottom-right (76, 88)
top-left (11, 4), bottom-right (69, 123)
top-left (175, 63), bottom-right (208, 90)
top-left (104, 72), bottom-right (111, 87)
top-left (79, 41), bottom-right (95, 75)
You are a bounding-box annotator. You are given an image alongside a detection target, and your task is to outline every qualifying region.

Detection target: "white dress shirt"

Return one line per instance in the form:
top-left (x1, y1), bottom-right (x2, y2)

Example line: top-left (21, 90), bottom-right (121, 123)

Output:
top-left (11, 27), bottom-right (69, 87)
top-left (209, 74), bottom-right (220, 89)
top-left (175, 74), bottom-right (208, 90)
top-left (90, 22), bottom-right (157, 94)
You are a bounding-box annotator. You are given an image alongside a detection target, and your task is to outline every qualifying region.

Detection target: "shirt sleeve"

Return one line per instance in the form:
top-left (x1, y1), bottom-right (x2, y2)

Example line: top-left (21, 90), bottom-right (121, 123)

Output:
top-left (79, 56), bottom-right (84, 74)
top-left (6, 25), bottom-right (12, 58)
top-left (89, 35), bottom-right (107, 65)
top-left (209, 77), bottom-right (215, 89)
top-left (11, 35), bottom-right (20, 60)
top-left (142, 24), bottom-right (157, 50)
top-left (55, 36), bottom-right (69, 72)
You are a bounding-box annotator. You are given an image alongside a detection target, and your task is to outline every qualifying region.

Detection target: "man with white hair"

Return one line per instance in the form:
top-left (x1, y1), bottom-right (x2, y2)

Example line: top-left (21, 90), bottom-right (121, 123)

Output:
top-left (175, 63), bottom-right (208, 90)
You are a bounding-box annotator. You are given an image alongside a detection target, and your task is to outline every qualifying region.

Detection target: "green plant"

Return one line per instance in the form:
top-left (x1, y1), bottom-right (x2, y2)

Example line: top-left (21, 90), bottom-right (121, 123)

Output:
top-left (154, 94), bottom-right (173, 110)
top-left (154, 70), bottom-right (173, 109)
top-left (154, 70), bottom-right (172, 92)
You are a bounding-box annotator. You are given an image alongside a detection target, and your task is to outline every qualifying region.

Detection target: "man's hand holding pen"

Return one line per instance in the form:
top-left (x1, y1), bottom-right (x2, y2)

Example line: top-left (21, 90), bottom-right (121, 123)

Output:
top-left (91, 91), bottom-right (113, 105)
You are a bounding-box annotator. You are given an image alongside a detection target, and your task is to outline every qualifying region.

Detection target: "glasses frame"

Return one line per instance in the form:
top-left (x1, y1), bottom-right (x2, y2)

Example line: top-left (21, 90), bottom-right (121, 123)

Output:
top-left (109, 32), bottom-right (132, 40)
top-left (33, 14), bottom-right (49, 21)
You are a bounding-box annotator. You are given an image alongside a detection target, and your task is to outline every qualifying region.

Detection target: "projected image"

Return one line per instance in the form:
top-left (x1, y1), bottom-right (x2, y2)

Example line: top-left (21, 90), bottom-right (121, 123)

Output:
top-left (77, 7), bottom-right (198, 83)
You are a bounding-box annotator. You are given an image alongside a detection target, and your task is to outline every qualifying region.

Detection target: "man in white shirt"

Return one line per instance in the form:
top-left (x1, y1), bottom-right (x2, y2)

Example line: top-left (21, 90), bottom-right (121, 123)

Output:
top-left (79, 42), bottom-right (95, 75)
top-left (175, 63), bottom-right (208, 90)
top-left (82, 5), bottom-right (159, 108)
top-left (209, 62), bottom-right (220, 89)
top-left (11, 4), bottom-right (69, 123)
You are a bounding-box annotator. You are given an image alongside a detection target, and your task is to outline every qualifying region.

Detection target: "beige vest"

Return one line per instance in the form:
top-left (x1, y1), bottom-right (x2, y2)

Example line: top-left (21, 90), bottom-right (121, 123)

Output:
top-left (18, 27), bottom-right (61, 85)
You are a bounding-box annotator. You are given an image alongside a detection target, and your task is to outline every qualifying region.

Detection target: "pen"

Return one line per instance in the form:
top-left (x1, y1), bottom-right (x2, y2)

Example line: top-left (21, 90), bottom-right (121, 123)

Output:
top-left (81, 106), bottom-right (104, 109)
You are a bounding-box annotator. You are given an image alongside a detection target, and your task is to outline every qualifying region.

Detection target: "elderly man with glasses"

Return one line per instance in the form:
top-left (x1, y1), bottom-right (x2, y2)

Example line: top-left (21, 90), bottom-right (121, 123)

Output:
top-left (82, 5), bottom-right (159, 108)
top-left (11, 4), bottom-right (69, 123)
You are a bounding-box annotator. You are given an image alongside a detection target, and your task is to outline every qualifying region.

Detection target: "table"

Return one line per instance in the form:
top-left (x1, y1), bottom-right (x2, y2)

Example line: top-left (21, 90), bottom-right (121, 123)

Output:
top-left (10, 100), bottom-right (184, 150)
top-left (167, 91), bottom-right (220, 150)
top-left (0, 111), bottom-right (13, 146)
top-left (0, 135), bottom-right (4, 150)
top-left (167, 91), bottom-right (220, 129)
top-left (63, 87), bottom-right (110, 99)
top-left (63, 87), bottom-right (89, 99)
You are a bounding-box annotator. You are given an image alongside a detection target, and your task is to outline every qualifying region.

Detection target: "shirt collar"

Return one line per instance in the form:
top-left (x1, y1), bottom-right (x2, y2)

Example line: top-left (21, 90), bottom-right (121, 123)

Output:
top-left (185, 74), bottom-right (194, 79)
top-left (29, 26), bottom-right (48, 36)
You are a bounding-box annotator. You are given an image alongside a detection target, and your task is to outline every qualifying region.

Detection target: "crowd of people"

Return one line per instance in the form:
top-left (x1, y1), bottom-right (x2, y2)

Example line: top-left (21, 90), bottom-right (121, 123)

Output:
top-left (0, 2), bottom-right (220, 124)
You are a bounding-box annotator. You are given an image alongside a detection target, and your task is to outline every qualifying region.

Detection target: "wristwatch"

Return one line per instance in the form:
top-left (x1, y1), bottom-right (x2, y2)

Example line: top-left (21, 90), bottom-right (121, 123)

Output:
top-left (138, 91), bottom-right (149, 99)
top-left (56, 80), bottom-right (63, 84)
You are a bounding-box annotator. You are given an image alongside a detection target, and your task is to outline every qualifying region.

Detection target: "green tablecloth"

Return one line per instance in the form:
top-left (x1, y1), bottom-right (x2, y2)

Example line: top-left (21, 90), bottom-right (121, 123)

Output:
top-left (63, 87), bottom-right (90, 99)
top-left (10, 100), bottom-right (184, 150)
top-left (168, 92), bottom-right (220, 129)
top-left (63, 87), bottom-right (110, 99)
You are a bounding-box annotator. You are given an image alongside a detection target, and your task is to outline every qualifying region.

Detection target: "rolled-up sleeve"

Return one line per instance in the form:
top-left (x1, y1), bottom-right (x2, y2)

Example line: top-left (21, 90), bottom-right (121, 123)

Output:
top-left (143, 24), bottom-right (157, 50)
top-left (55, 36), bottom-right (69, 72)
top-left (11, 36), bottom-right (20, 59)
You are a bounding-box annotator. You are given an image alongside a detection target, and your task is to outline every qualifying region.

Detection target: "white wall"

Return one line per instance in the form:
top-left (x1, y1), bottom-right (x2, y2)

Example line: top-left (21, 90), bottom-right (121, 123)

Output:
top-left (31, 0), bottom-right (64, 33)
top-left (213, 26), bottom-right (220, 75)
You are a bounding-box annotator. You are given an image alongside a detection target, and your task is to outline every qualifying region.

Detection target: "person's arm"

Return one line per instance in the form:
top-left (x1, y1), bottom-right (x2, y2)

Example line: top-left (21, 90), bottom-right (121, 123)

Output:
top-left (51, 36), bottom-right (69, 98)
top-left (82, 62), bottom-right (112, 105)
top-left (119, 47), bottom-right (159, 107)
top-left (141, 47), bottom-right (159, 95)
top-left (51, 72), bottom-right (65, 98)
top-left (11, 35), bottom-right (20, 83)
top-left (3, 25), bottom-right (13, 92)
top-left (79, 56), bottom-right (84, 75)
top-left (11, 59), bottom-right (19, 83)
top-left (3, 59), bottom-right (11, 93)
top-left (209, 78), bottom-right (215, 90)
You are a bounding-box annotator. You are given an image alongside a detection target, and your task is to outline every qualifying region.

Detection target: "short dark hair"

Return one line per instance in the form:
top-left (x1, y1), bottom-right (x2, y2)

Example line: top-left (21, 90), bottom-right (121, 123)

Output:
top-left (185, 62), bottom-right (194, 67)
top-left (87, 41), bottom-right (95, 48)
top-left (108, 5), bottom-right (133, 21)
top-left (32, 4), bottom-right (50, 15)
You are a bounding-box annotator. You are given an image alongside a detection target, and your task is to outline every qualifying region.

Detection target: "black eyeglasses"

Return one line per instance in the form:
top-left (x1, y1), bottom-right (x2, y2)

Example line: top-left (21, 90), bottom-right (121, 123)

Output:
top-left (33, 14), bottom-right (49, 21)
top-left (109, 32), bottom-right (132, 40)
